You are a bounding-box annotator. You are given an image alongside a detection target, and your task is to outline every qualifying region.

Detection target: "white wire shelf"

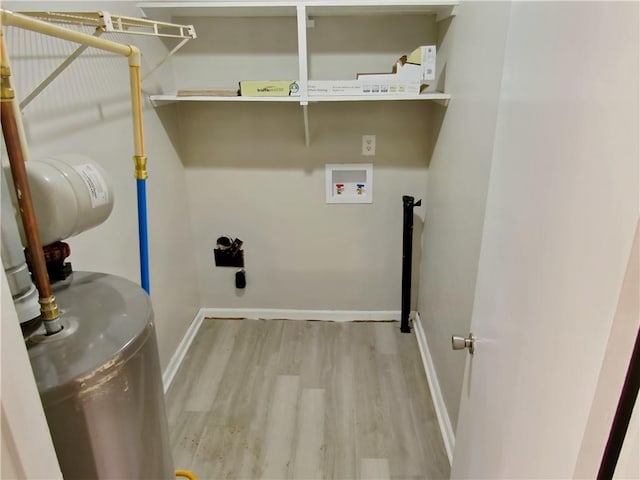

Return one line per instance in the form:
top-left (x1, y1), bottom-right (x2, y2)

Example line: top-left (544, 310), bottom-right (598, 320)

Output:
top-left (17, 11), bottom-right (196, 39)
top-left (137, 1), bottom-right (459, 19)
top-left (11, 10), bottom-right (197, 109)
top-left (150, 91), bottom-right (450, 106)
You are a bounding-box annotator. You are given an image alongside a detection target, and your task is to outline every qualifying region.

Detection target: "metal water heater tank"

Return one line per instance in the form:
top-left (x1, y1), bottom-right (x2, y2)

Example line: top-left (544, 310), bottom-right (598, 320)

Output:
top-left (26, 272), bottom-right (174, 479)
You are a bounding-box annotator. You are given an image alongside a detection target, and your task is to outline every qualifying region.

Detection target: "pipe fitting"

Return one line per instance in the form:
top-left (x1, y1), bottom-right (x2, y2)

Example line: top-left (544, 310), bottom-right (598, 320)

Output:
top-left (1, 83), bottom-right (15, 100)
top-left (1, 65), bottom-right (14, 100)
top-left (127, 45), bottom-right (141, 67)
top-left (133, 155), bottom-right (148, 180)
top-left (39, 296), bottom-right (63, 334)
top-left (38, 295), bottom-right (60, 321)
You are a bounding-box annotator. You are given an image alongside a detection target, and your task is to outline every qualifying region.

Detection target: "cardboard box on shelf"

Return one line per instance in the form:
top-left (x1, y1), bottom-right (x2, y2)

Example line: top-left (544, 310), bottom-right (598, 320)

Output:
top-left (177, 89), bottom-right (239, 96)
top-left (308, 45), bottom-right (436, 97)
top-left (308, 80), bottom-right (363, 96)
top-left (308, 79), bottom-right (423, 96)
top-left (419, 45), bottom-right (437, 81)
top-left (239, 80), bottom-right (300, 97)
top-left (395, 45), bottom-right (437, 81)
top-left (357, 45), bottom-right (436, 88)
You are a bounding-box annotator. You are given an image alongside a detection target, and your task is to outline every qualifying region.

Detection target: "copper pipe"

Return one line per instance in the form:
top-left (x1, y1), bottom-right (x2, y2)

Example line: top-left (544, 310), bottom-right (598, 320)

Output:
top-left (0, 30), bottom-right (30, 162)
top-left (1, 32), bottom-right (61, 334)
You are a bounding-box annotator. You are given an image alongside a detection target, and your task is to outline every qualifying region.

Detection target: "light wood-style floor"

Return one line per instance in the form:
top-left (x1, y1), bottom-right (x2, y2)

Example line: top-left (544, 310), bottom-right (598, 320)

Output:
top-left (166, 319), bottom-right (450, 479)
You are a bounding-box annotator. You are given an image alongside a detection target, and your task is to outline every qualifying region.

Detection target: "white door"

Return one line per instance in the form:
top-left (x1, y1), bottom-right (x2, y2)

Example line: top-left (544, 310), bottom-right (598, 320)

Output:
top-left (451, 2), bottom-right (639, 478)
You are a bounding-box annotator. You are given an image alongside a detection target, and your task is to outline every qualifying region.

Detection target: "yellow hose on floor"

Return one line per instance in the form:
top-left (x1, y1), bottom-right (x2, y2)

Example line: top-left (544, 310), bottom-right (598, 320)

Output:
top-left (175, 470), bottom-right (198, 480)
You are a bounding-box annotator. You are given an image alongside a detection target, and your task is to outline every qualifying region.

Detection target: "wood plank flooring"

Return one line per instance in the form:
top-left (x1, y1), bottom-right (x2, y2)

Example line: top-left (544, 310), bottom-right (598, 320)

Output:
top-left (166, 319), bottom-right (450, 479)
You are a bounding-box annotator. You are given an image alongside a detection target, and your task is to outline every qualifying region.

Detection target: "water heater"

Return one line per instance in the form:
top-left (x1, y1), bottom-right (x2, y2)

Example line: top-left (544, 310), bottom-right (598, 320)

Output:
top-left (26, 272), bottom-right (174, 479)
top-left (3, 153), bottom-right (174, 478)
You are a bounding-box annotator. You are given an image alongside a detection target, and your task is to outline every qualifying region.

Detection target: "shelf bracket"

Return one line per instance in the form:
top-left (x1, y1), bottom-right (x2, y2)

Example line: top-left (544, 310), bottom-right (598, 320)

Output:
top-left (17, 11), bottom-right (196, 39)
top-left (142, 36), bottom-right (191, 81)
top-left (436, 5), bottom-right (458, 23)
top-left (302, 104), bottom-right (310, 147)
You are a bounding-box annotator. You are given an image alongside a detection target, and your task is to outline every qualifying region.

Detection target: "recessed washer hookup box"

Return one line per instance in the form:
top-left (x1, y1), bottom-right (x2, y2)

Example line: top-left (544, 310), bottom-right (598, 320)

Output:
top-left (326, 163), bottom-right (373, 204)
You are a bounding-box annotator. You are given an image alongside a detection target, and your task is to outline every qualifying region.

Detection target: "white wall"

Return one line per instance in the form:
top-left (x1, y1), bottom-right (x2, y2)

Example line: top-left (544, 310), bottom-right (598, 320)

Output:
top-left (179, 101), bottom-right (431, 309)
top-left (416, 1), bottom-right (512, 430)
top-left (3, 1), bottom-right (201, 369)
top-left (171, 14), bottom-right (438, 310)
top-left (171, 14), bottom-right (436, 89)
top-left (171, 15), bottom-right (299, 91)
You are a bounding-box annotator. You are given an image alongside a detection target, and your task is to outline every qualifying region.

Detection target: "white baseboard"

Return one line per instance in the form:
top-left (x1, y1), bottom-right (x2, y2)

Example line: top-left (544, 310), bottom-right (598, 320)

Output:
top-left (162, 309), bottom-right (204, 393)
top-left (413, 312), bottom-right (455, 464)
top-left (200, 308), bottom-right (402, 322)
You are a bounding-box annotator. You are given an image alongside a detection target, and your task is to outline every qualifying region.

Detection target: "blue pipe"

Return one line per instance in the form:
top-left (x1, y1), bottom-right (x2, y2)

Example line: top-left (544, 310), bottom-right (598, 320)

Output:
top-left (136, 178), bottom-right (150, 294)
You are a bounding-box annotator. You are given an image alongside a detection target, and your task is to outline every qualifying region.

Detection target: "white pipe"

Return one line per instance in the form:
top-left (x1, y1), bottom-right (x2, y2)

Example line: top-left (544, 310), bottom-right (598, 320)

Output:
top-left (129, 64), bottom-right (145, 158)
top-left (0, 34), bottom-right (31, 162)
top-left (303, 104), bottom-right (310, 147)
top-left (1, 171), bottom-right (40, 323)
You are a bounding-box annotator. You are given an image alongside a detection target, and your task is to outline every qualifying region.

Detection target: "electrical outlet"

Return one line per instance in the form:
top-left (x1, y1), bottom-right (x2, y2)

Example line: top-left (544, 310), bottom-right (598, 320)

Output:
top-left (362, 135), bottom-right (376, 156)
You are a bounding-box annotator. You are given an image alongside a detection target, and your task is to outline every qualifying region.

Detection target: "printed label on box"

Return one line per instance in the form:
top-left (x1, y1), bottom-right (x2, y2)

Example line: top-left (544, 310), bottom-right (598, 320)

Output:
top-left (240, 81), bottom-right (300, 97)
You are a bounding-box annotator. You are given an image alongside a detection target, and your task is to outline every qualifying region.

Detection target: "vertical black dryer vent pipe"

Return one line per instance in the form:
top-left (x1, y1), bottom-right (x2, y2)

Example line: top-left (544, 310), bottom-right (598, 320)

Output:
top-left (401, 195), bottom-right (421, 333)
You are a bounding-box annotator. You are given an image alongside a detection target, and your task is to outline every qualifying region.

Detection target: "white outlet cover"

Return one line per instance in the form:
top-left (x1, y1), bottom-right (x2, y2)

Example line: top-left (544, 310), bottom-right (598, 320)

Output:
top-left (362, 135), bottom-right (376, 156)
